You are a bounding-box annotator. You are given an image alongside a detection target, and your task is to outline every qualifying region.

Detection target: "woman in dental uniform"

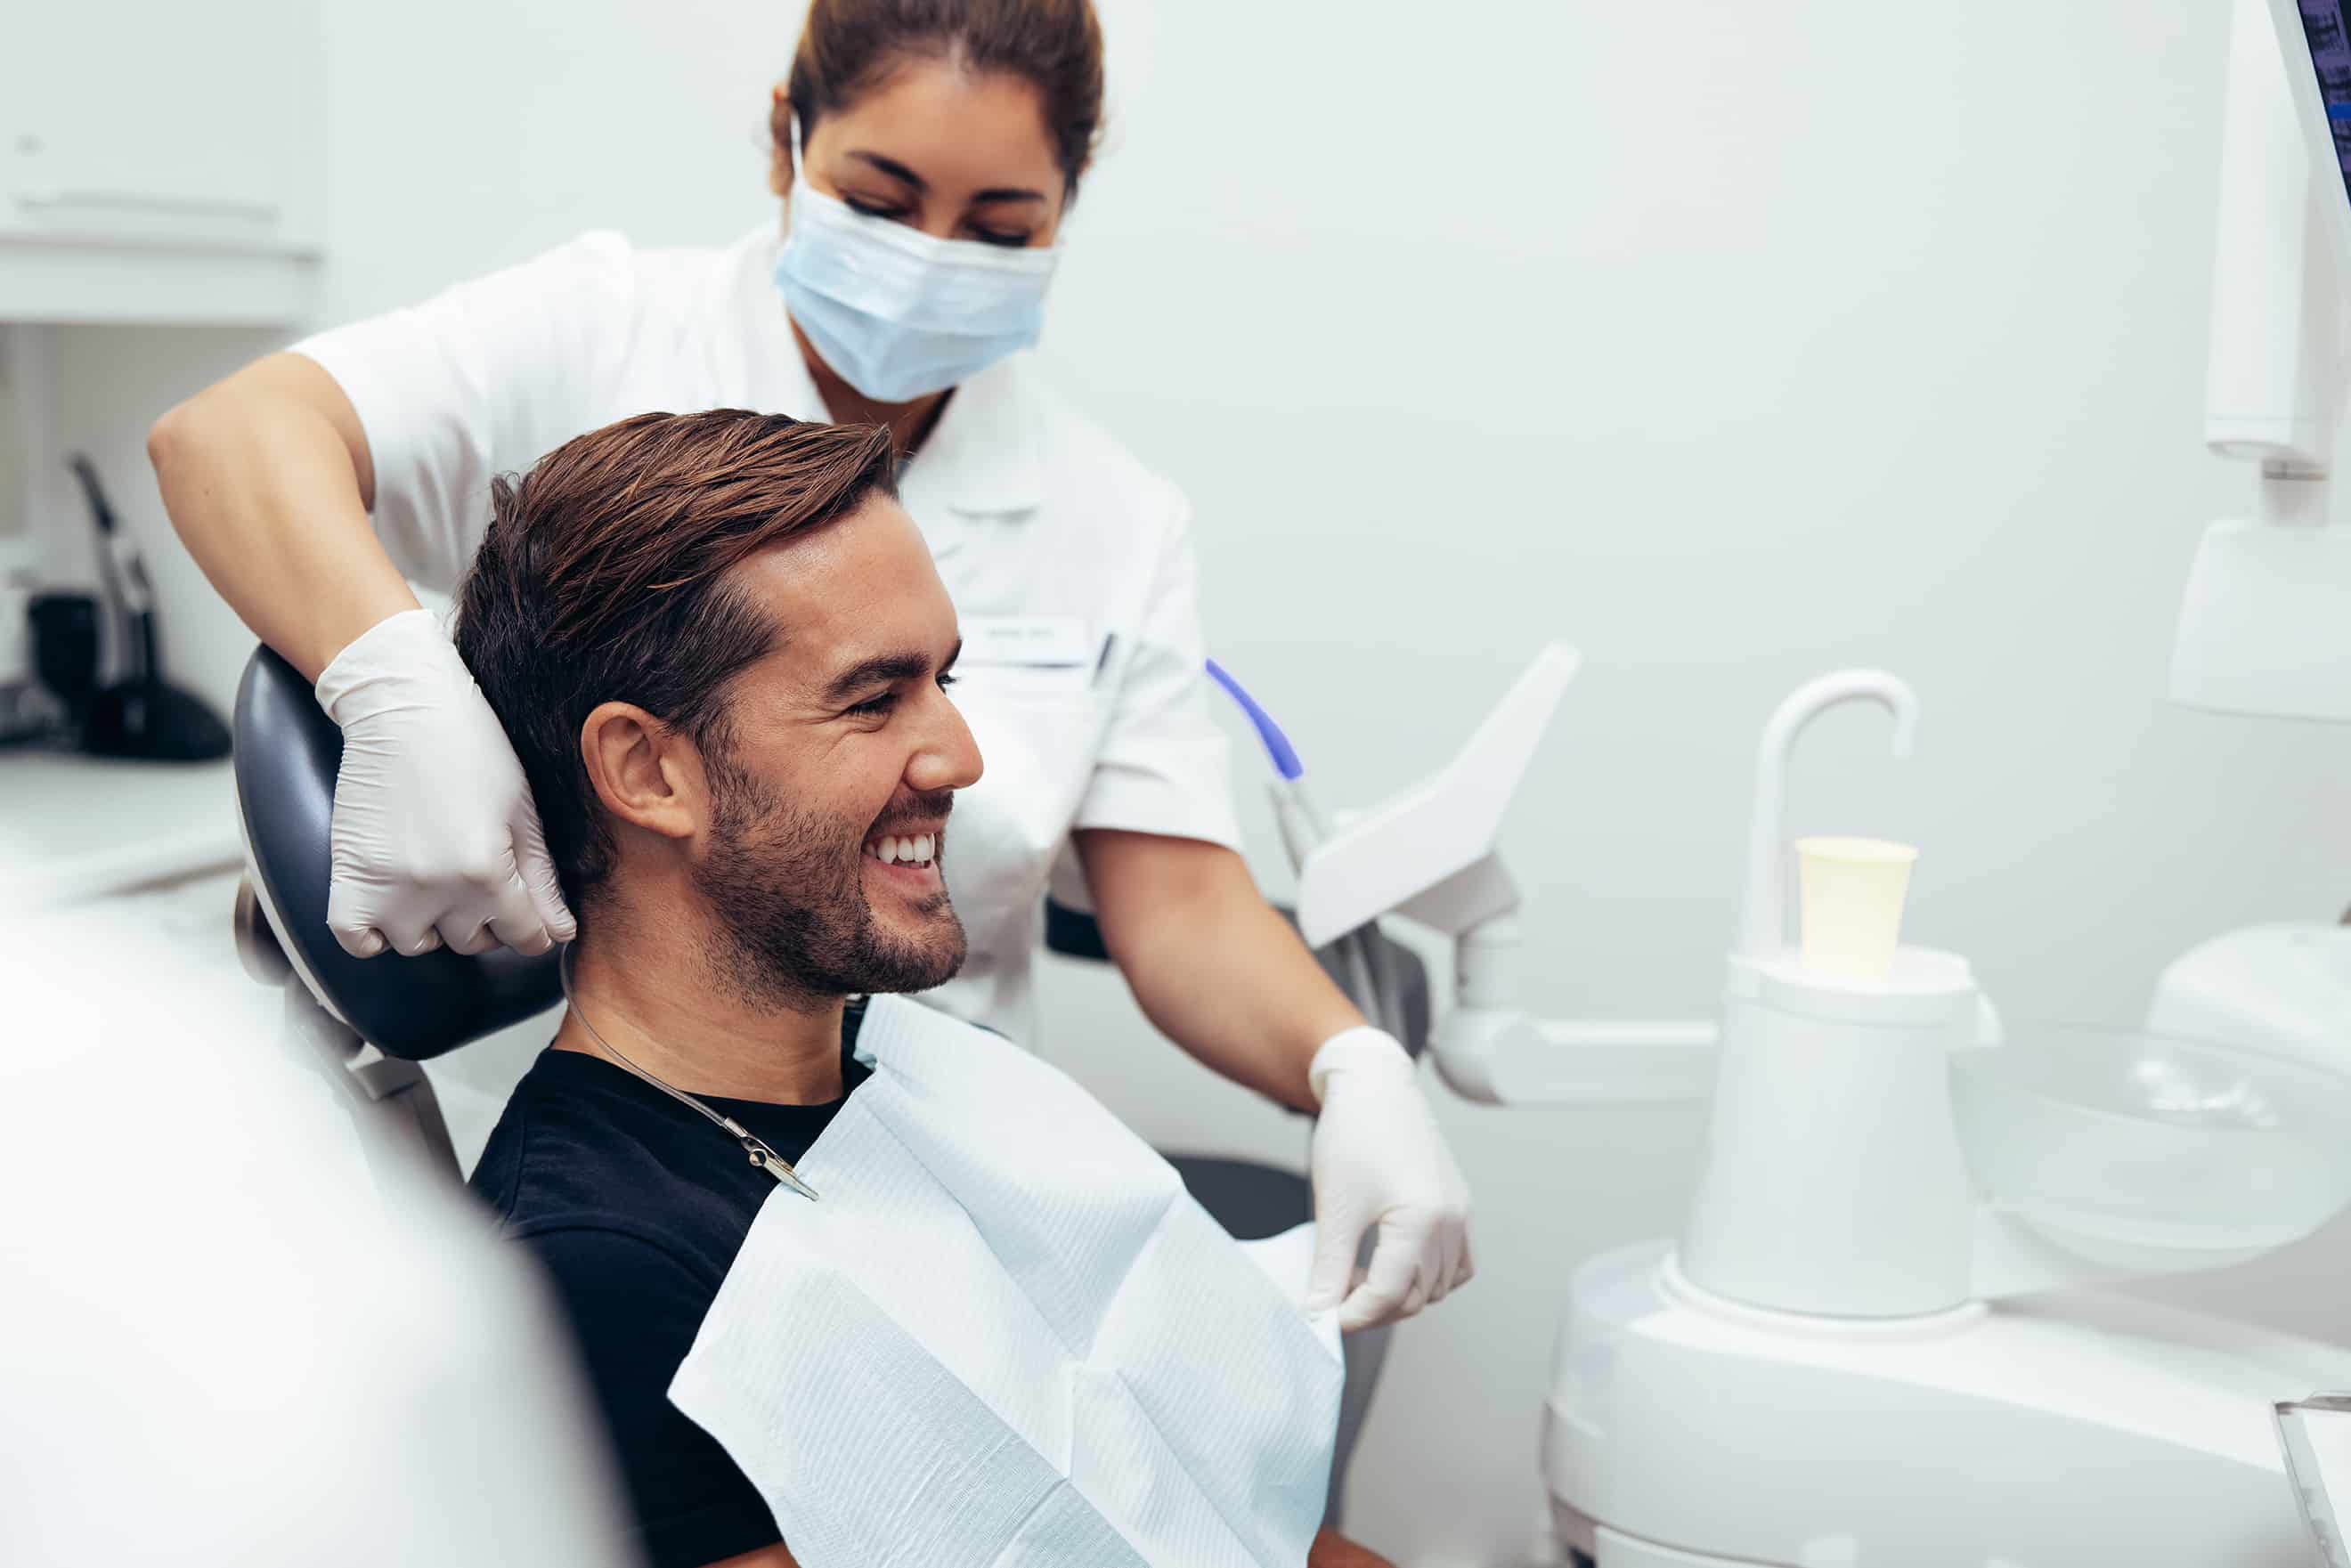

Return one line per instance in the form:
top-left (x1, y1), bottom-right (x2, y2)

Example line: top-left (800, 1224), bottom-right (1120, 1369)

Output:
top-left (150, 0), bottom-right (1468, 1335)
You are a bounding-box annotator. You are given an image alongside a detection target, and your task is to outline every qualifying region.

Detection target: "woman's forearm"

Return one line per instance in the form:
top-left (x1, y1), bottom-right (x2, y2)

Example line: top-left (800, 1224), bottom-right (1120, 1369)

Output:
top-left (1075, 829), bottom-right (1363, 1110)
top-left (148, 352), bottom-right (418, 681)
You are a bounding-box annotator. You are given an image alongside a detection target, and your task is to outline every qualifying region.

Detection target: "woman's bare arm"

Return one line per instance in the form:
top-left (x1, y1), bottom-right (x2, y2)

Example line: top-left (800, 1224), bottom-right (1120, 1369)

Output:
top-left (147, 351), bottom-right (419, 680)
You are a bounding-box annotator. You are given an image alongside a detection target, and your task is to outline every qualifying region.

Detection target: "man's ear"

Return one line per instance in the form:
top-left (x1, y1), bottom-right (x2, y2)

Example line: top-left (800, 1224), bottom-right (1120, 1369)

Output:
top-left (580, 701), bottom-right (706, 843)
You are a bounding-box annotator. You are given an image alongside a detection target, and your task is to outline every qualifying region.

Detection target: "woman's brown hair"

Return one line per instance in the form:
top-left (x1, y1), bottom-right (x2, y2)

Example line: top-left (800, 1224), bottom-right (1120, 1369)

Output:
top-left (773, 0), bottom-right (1106, 197)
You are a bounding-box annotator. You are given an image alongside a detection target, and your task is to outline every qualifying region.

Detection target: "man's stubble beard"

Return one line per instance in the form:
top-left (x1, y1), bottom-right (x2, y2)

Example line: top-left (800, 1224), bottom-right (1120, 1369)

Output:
top-left (691, 760), bottom-right (967, 1010)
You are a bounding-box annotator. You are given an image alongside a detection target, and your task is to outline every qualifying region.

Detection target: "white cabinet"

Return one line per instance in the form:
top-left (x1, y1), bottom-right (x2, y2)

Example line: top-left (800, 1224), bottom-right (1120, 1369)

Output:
top-left (0, 0), bottom-right (324, 324)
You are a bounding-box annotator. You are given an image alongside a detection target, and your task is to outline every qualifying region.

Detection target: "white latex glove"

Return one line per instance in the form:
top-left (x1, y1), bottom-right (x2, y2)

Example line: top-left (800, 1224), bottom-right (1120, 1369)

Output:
top-left (1305, 1027), bottom-right (1475, 1332)
top-left (313, 608), bottom-right (575, 960)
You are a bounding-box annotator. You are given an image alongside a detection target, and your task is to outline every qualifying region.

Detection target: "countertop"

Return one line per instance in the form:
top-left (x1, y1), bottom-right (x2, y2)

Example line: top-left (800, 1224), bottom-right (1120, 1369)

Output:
top-left (0, 752), bottom-right (241, 910)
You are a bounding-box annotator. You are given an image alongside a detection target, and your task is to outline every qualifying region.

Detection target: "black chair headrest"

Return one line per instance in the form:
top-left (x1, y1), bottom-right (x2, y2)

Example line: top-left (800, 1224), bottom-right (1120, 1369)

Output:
top-left (233, 645), bottom-right (562, 1061)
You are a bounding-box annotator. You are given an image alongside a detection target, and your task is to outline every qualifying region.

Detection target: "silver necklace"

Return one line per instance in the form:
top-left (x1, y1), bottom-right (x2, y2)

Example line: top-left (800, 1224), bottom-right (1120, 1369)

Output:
top-left (557, 945), bottom-right (819, 1201)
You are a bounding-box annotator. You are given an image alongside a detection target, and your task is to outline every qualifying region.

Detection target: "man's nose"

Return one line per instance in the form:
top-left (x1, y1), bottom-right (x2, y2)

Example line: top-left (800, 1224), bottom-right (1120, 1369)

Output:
top-left (909, 689), bottom-right (984, 793)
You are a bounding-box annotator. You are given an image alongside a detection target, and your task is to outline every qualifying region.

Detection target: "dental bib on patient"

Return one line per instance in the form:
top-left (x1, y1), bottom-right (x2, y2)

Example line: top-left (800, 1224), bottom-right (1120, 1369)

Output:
top-left (669, 996), bottom-right (1345, 1568)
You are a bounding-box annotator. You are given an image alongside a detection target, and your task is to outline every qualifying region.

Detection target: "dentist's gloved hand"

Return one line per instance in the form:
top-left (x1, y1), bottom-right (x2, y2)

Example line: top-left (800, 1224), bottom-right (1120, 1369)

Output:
top-left (313, 608), bottom-right (574, 960)
top-left (1305, 1027), bottom-right (1474, 1332)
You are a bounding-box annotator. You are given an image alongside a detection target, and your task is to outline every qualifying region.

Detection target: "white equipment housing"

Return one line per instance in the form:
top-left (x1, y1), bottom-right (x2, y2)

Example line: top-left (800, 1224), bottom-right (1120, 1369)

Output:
top-left (2163, 0), bottom-right (2351, 1130)
top-left (2173, 0), bottom-right (2351, 722)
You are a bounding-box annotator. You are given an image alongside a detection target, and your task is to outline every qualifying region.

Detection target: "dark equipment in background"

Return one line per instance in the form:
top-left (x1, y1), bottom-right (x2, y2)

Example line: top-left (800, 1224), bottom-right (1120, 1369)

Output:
top-left (28, 590), bottom-right (101, 725)
top-left (65, 453), bottom-right (229, 761)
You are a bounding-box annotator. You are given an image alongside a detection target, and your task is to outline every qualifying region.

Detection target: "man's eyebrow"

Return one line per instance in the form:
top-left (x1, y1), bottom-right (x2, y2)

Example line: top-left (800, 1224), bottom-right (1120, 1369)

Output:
top-left (823, 640), bottom-right (958, 704)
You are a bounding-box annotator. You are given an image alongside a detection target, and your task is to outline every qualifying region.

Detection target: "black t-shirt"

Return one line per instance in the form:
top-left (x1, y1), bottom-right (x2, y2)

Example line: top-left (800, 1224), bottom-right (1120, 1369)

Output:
top-left (469, 1016), bottom-right (870, 1568)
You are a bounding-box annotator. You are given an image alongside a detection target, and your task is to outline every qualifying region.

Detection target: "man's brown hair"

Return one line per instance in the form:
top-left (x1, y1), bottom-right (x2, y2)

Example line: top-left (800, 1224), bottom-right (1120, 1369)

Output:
top-left (455, 409), bottom-right (899, 914)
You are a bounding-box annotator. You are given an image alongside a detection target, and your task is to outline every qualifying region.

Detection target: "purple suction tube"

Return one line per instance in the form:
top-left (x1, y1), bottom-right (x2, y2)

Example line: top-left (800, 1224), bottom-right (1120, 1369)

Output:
top-left (1204, 658), bottom-right (1305, 780)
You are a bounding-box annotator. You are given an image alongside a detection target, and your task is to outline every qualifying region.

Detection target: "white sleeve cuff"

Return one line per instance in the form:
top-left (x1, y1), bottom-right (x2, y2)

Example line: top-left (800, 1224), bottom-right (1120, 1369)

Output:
top-left (1070, 761), bottom-right (1245, 853)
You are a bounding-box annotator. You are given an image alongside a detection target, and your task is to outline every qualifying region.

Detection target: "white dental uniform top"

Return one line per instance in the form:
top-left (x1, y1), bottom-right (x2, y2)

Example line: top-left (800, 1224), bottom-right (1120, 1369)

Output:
top-left (291, 225), bottom-right (1242, 1047)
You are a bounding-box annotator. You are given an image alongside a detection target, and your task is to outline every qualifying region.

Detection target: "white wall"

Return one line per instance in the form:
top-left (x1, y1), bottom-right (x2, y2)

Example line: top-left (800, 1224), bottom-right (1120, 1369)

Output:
top-left (39, 1), bottom-right (2351, 1563)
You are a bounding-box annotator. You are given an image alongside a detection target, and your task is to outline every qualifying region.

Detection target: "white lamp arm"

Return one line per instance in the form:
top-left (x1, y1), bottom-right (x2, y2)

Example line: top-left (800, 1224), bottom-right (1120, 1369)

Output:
top-left (1428, 914), bottom-right (1718, 1106)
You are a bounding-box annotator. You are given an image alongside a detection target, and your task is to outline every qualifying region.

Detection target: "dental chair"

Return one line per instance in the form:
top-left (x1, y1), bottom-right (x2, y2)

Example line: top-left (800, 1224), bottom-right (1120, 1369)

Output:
top-left (229, 644), bottom-right (1428, 1528)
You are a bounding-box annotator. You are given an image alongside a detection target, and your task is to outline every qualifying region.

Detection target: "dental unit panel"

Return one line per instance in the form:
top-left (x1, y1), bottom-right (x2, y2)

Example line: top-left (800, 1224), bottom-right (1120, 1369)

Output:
top-left (1291, 637), bottom-right (2351, 1564)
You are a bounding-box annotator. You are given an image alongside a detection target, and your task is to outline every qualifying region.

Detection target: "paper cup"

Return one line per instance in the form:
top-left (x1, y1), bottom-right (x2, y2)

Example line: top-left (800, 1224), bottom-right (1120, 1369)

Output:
top-left (1795, 836), bottom-right (1918, 981)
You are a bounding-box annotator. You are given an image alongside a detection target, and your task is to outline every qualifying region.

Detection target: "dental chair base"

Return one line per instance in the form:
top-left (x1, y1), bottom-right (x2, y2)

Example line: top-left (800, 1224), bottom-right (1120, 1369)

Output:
top-left (1542, 1241), bottom-right (2337, 1568)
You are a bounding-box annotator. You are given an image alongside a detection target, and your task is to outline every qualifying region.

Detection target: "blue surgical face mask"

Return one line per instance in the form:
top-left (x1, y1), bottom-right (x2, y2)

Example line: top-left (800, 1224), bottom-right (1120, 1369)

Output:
top-left (775, 175), bottom-right (1062, 404)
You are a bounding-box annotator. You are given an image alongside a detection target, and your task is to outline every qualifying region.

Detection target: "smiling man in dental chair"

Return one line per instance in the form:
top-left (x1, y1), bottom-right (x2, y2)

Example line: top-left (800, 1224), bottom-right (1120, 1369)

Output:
top-left (451, 409), bottom-right (1390, 1568)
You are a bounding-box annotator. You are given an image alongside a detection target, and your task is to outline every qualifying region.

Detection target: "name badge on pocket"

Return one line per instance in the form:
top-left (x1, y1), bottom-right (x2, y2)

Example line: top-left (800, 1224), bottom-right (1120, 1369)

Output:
top-left (963, 615), bottom-right (1096, 669)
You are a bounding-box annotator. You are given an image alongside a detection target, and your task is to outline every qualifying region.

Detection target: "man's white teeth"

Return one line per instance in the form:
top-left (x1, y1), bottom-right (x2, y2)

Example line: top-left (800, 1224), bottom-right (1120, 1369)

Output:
top-left (869, 833), bottom-right (936, 866)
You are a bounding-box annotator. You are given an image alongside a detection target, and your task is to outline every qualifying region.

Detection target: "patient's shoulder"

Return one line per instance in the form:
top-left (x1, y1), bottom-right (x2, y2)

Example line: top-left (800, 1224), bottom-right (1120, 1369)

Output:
top-left (468, 1047), bottom-right (771, 1294)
